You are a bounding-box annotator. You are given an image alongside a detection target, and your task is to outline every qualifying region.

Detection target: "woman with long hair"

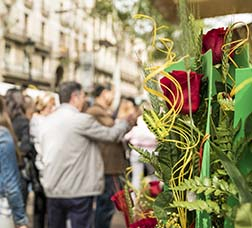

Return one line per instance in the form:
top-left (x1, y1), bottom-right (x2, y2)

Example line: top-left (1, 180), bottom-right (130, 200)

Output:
top-left (5, 88), bottom-right (35, 205)
top-left (0, 96), bottom-right (28, 228)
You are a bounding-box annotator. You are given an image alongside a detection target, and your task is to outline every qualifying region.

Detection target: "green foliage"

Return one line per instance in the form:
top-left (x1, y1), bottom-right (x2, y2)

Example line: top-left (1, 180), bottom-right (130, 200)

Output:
top-left (213, 109), bottom-right (233, 159)
top-left (244, 113), bottom-right (252, 140)
top-left (221, 26), bottom-right (232, 85)
top-left (130, 138), bottom-right (181, 183)
top-left (123, 184), bottom-right (134, 224)
top-left (153, 190), bottom-right (174, 221)
top-left (245, 171), bottom-right (252, 193)
top-left (193, 78), bottom-right (208, 132)
top-left (130, 145), bottom-right (162, 178)
top-left (170, 176), bottom-right (237, 197)
top-left (193, 29), bottom-right (203, 72)
top-left (235, 203), bottom-right (252, 228)
top-left (143, 109), bottom-right (168, 139)
top-left (156, 140), bottom-right (181, 183)
top-left (170, 199), bottom-right (221, 214)
top-left (211, 142), bottom-right (252, 204)
top-left (178, 0), bottom-right (202, 69)
top-left (144, 70), bottom-right (163, 114)
top-left (91, 0), bottom-right (113, 18)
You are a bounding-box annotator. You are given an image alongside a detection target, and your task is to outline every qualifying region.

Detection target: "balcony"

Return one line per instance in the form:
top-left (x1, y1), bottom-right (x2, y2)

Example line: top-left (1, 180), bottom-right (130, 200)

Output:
top-left (120, 71), bottom-right (137, 84)
top-left (3, 63), bottom-right (52, 89)
top-left (4, 30), bottom-right (28, 45)
top-left (33, 35), bottom-right (51, 54)
top-left (152, 0), bottom-right (252, 23)
top-left (24, 0), bottom-right (33, 9)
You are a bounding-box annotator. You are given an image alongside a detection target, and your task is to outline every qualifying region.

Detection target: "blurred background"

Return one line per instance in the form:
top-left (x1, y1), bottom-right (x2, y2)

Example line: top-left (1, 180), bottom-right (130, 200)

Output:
top-left (0, 1), bottom-right (251, 227)
top-left (0, 0), bottom-right (251, 102)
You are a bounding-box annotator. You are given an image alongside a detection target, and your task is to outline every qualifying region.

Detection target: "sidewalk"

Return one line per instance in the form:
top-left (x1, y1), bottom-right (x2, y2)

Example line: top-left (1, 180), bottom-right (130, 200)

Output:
top-left (27, 191), bottom-right (126, 228)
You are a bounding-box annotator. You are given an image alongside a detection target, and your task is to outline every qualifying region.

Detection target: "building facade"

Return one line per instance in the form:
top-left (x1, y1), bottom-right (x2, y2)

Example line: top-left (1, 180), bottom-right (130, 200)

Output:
top-left (0, 0), bottom-right (144, 96)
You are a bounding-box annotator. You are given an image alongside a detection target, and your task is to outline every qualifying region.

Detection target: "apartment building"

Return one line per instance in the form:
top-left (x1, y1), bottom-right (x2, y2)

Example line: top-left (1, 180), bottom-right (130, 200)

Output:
top-left (0, 0), bottom-right (144, 96)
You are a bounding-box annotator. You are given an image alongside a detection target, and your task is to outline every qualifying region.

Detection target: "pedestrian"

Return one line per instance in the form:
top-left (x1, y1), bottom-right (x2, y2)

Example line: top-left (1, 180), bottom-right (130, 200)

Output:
top-left (87, 86), bottom-right (139, 228)
top-left (0, 96), bottom-right (28, 228)
top-left (30, 92), bottom-right (56, 228)
top-left (5, 88), bottom-right (35, 206)
top-left (39, 81), bottom-right (135, 228)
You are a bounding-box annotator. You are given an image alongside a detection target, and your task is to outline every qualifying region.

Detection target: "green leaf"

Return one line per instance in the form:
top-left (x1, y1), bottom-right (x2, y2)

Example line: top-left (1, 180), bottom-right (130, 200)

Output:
top-left (235, 203), bottom-right (252, 228)
top-left (153, 190), bottom-right (174, 221)
top-left (205, 188), bottom-right (215, 195)
top-left (203, 177), bottom-right (211, 187)
top-left (214, 189), bottom-right (222, 196)
top-left (233, 119), bottom-right (242, 139)
top-left (244, 113), bottom-right (252, 140)
top-left (212, 143), bottom-right (252, 203)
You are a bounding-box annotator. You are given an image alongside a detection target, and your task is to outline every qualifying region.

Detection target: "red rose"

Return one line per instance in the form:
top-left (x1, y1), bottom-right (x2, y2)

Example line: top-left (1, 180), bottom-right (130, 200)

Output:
top-left (160, 70), bottom-right (203, 114)
top-left (111, 190), bottom-right (131, 227)
top-left (149, 181), bottom-right (162, 197)
top-left (202, 27), bottom-right (227, 64)
top-left (130, 218), bottom-right (158, 228)
top-left (111, 190), bottom-right (127, 211)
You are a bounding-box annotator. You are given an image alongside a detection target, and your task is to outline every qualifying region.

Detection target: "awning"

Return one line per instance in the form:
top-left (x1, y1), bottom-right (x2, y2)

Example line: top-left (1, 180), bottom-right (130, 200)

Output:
top-left (151, 0), bottom-right (252, 23)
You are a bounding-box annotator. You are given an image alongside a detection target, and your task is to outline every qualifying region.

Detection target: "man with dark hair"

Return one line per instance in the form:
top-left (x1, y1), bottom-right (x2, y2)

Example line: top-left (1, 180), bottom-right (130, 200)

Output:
top-left (39, 81), bottom-right (134, 228)
top-left (58, 81), bottom-right (83, 103)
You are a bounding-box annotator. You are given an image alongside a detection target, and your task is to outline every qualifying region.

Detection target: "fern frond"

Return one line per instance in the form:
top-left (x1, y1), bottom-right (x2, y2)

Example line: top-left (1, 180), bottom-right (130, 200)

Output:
top-left (143, 109), bottom-right (168, 139)
top-left (170, 176), bottom-right (238, 197)
top-left (170, 199), bottom-right (221, 214)
top-left (130, 145), bottom-right (162, 175)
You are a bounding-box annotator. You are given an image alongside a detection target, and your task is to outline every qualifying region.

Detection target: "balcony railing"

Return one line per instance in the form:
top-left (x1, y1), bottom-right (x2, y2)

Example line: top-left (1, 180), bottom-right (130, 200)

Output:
top-left (3, 61), bottom-right (52, 89)
top-left (33, 34), bottom-right (52, 54)
top-left (4, 30), bottom-right (28, 44)
top-left (24, 0), bottom-right (33, 9)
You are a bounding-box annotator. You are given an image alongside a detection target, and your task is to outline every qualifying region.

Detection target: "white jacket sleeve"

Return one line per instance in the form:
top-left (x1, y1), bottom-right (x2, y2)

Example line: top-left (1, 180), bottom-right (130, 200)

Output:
top-left (75, 113), bottom-right (130, 142)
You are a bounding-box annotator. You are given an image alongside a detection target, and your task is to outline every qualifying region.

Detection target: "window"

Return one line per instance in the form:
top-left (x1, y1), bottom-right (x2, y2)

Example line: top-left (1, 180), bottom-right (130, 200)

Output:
top-left (4, 43), bottom-right (11, 68)
top-left (60, 32), bottom-right (65, 46)
top-left (75, 38), bottom-right (79, 53)
top-left (24, 14), bottom-right (29, 34)
top-left (23, 50), bottom-right (29, 73)
top-left (41, 22), bottom-right (45, 42)
top-left (41, 56), bottom-right (45, 76)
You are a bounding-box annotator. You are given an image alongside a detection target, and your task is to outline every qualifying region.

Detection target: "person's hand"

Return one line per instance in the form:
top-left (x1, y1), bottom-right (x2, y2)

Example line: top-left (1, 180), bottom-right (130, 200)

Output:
top-left (17, 225), bottom-right (28, 228)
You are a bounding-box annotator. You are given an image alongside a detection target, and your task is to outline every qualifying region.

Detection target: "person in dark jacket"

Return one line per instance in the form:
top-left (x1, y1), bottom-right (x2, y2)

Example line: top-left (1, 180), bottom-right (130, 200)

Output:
top-left (86, 85), bottom-right (139, 228)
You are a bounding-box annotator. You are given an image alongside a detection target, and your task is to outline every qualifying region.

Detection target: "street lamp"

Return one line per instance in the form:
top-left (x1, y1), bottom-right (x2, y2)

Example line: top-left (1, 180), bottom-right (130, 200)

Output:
top-left (24, 38), bottom-right (35, 84)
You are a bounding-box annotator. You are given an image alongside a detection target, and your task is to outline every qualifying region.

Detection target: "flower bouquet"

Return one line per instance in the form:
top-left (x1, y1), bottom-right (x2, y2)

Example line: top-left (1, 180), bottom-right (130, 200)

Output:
top-left (112, 3), bottom-right (252, 228)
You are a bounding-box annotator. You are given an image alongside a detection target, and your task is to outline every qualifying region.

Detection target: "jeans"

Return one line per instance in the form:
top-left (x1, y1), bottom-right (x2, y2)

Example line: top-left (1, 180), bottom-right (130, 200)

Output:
top-left (95, 175), bottom-right (122, 228)
top-left (47, 196), bottom-right (93, 228)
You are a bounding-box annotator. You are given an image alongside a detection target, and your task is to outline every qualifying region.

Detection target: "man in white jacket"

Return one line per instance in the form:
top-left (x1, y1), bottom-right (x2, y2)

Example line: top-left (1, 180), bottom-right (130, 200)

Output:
top-left (39, 81), bottom-right (133, 228)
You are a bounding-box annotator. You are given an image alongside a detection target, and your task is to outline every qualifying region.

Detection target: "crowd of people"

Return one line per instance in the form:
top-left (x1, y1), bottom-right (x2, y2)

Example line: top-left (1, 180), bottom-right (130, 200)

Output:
top-left (0, 81), bottom-right (156, 228)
